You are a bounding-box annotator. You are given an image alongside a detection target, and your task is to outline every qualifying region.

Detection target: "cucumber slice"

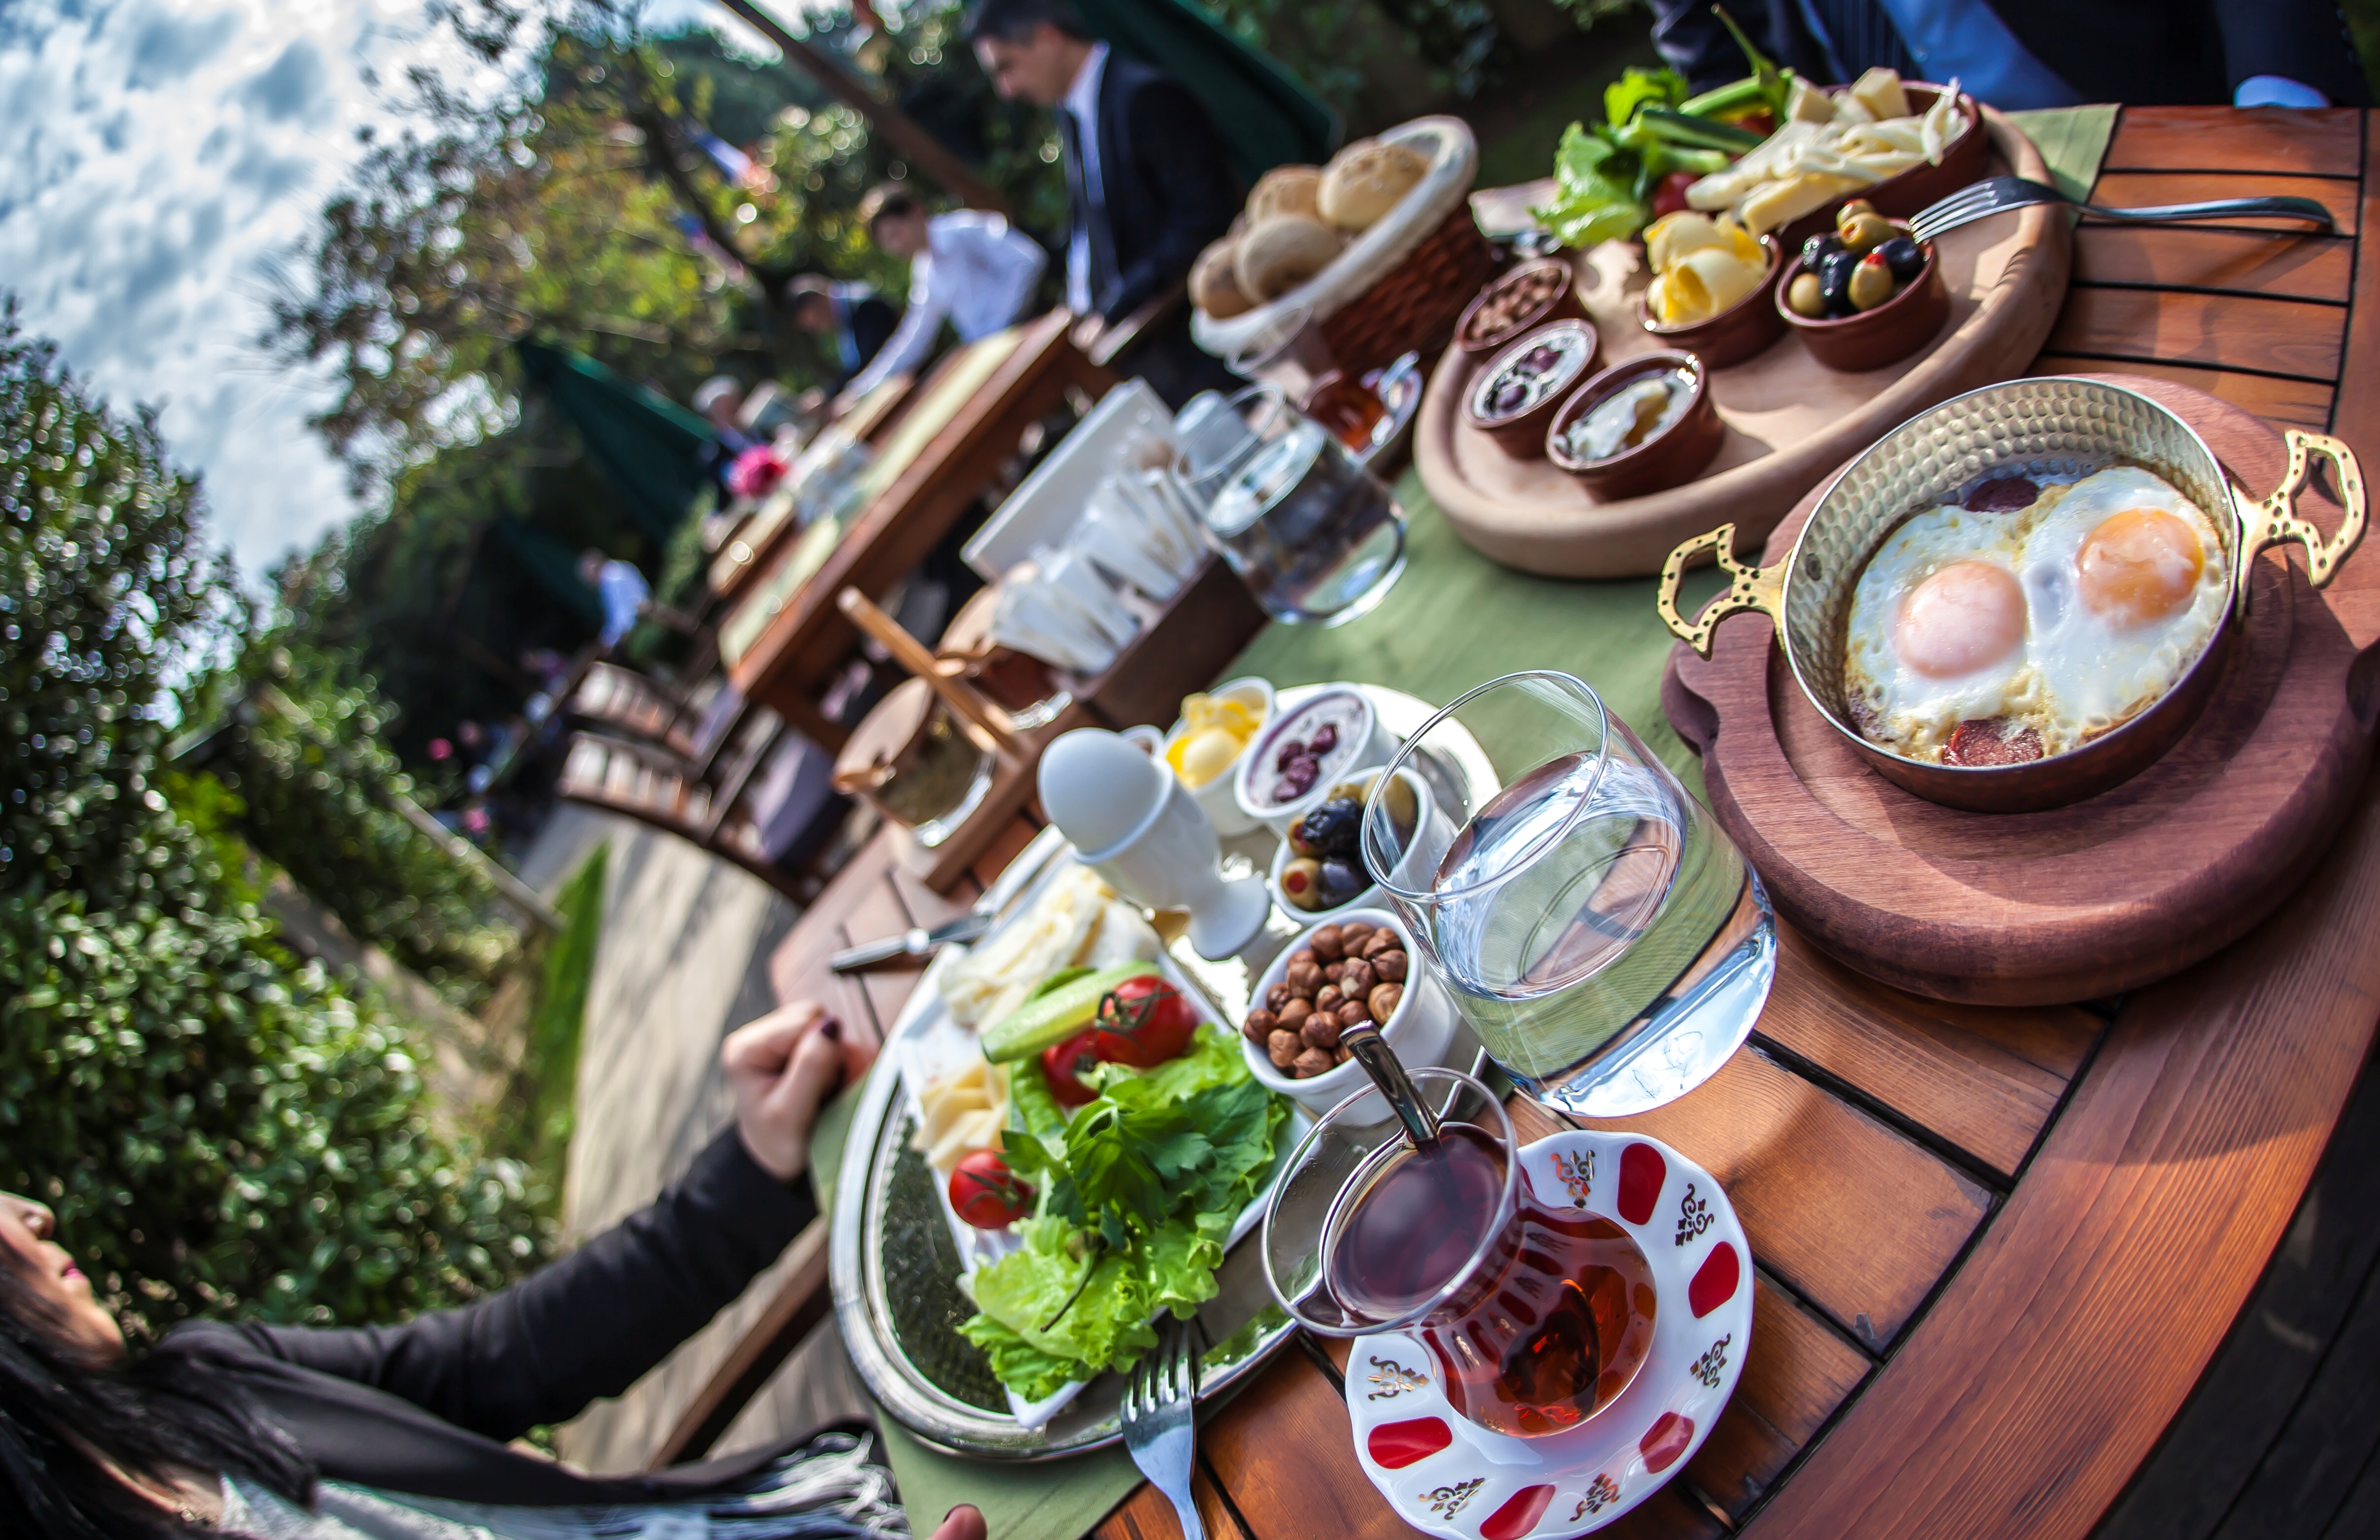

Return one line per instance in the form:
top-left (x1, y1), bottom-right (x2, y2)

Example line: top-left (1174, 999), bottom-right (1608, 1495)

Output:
top-left (978, 963), bottom-right (1150, 1064)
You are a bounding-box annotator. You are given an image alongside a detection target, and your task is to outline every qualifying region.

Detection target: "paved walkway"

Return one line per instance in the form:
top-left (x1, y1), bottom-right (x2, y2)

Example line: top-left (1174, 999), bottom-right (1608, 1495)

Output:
top-left (528, 807), bottom-right (871, 1475)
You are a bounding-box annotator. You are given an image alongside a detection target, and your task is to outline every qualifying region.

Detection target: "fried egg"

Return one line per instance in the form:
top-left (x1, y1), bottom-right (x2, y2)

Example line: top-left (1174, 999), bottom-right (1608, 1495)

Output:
top-left (2018, 465), bottom-right (2226, 747)
top-left (1841, 464), bottom-right (2225, 763)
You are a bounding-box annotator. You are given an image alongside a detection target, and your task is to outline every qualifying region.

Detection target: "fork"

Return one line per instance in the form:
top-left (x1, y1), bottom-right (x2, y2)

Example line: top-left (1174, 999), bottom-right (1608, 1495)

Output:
top-left (1907, 175), bottom-right (2335, 244)
top-left (1120, 1319), bottom-right (1205, 1540)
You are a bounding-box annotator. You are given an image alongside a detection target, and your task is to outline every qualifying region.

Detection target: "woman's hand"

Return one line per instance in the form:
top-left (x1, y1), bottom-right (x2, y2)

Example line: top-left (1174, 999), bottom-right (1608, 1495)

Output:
top-left (931, 1505), bottom-right (987, 1540)
top-left (720, 1001), bottom-right (871, 1183)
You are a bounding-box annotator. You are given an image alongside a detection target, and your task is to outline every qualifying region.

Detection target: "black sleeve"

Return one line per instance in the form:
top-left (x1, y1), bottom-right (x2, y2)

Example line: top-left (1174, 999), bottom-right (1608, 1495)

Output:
top-left (222, 1130), bottom-right (817, 1442)
top-left (1102, 76), bottom-right (1238, 325)
top-left (851, 297), bottom-right (903, 373)
top-left (2213, 0), bottom-right (2370, 106)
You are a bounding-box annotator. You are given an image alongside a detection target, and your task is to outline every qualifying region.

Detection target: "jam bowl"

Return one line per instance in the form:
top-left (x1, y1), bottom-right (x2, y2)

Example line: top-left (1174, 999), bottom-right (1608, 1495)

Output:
top-left (1461, 319), bottom-right (1600, 458)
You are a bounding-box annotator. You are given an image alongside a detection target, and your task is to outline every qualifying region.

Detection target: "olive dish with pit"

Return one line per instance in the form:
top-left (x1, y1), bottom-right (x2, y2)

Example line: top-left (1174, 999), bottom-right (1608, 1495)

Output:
top-left (1776, 200), bottom-right (1948, 372)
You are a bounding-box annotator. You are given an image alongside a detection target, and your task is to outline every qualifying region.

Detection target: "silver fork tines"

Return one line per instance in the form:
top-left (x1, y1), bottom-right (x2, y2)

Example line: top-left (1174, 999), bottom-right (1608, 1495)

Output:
top-left (1906, 174), bottom-right (2335, 244)
top-left (1121, 1320), bottom-right (1205, 1540)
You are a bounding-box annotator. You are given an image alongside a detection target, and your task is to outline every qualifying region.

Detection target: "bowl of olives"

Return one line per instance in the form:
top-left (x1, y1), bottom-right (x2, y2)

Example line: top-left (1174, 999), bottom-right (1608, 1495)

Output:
top-left (1267, 765), bottom-right (1442, 924)
top-left (1775, 200), bottom-right (1949, 372)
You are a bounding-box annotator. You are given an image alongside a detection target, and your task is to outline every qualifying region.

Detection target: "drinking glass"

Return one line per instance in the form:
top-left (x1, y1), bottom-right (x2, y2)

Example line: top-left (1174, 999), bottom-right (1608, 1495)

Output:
top-left (1224, 302), bottom-right (1336, 399)
top-left (1262, 1067), bottom-right (1658, 1437)
top-left (1178, 385), bottom-right (1406, 628)
top-left (1359, 673), bottom-right (1775, 1118)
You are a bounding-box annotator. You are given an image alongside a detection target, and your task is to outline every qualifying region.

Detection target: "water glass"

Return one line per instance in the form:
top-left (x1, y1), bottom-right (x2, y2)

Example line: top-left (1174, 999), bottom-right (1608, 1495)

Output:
top-left (1179, 385), bottom-right (1407, 628)
top-left (1358, 672), bottom-right (1776, 1117)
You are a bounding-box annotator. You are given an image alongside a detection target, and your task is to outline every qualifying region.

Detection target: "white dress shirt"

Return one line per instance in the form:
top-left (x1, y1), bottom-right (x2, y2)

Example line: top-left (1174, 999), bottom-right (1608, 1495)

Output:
top-left (846, 211), bottom-right (1048, 397)
top-left (1062, 40), bottom-right (1112, 315)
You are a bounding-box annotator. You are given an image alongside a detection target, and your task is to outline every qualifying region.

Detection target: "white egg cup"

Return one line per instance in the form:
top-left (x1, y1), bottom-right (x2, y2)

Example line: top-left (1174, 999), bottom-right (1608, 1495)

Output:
top-left (1039, 729), bottom-right (1270, 960)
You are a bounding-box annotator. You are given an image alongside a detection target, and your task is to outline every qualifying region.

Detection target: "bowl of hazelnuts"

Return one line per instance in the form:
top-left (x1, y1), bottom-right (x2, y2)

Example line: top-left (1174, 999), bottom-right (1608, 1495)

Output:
top-left (1239, 908), bottom-right (1459, 1116)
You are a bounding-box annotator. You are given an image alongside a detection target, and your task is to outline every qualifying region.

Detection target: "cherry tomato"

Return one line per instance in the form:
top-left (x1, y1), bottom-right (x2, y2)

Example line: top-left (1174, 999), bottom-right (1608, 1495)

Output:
top-left (1650, 170), bottom-right (1700, 220)
top-left (1041, 1027), bottom-right (1104, 1107)
top-left (1092, 975), bottom-right (1199, 1068)
top-left (948, 1150), bottom-right (1035, 1229)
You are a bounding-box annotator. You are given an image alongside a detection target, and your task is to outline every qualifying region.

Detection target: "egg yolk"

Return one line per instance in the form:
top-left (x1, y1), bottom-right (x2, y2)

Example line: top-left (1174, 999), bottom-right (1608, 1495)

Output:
top-left (1893, 561), bottom-right (2026, 678)
top-left (2076, 507), bottom-right (2205, 629)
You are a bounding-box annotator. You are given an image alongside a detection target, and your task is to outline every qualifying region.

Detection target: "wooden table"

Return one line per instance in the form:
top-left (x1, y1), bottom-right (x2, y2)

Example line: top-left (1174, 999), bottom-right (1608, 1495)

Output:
top-left (739, 107), bottom-right (2380, 1539)
top-left (722, 308), bottom-right (1116, 751)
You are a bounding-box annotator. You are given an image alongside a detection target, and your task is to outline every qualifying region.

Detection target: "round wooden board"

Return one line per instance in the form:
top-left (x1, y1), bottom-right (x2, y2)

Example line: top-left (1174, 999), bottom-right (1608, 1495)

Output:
top-left (1418, 109), bottom-right (2071, 578)
top-left (1660, 375), bottom-right (2380, 1006)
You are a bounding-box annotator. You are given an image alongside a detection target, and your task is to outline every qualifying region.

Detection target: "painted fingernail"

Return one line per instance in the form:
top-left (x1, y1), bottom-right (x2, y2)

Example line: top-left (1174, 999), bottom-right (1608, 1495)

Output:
top-left (819, 1017), bottom-right (842, 1042)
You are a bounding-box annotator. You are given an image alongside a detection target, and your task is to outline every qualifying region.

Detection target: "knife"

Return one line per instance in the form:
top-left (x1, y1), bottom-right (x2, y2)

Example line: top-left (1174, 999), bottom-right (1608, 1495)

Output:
top-left (830, 912), bottom-right (996, 972)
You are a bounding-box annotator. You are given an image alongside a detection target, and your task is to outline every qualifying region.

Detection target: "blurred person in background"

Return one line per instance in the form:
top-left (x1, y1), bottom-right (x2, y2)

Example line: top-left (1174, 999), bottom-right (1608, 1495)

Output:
top-left (0, 1001), bottom-right (990, 1540)
top-left (785, 275), bottom-right (903, 393)
top-left (840, 183), bottom-right (1049, 404)
top-left (578, 548), bottom-right (652, 651)
top-left (694, 375), bottom-right (762, 497)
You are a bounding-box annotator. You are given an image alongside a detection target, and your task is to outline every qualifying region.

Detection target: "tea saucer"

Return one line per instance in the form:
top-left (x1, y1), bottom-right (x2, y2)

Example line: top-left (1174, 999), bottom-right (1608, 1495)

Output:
top-left (1343, 1130), bottom-right (1752, 1539)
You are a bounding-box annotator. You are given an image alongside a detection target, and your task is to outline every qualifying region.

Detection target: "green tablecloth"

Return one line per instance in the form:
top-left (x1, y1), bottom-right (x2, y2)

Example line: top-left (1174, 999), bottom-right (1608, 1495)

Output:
top-left (809, 101), bottom-right (2120, 1540)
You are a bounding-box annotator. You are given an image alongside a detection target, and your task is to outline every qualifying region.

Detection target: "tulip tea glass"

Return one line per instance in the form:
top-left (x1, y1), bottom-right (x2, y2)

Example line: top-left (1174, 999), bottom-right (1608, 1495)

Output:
top-left (1179, 385), bottom-right (1407, 628)
top-left (1262, 1068), bottom-right (1657, 1437)
top-left (1360, 672), bottom-right (1775, 1118)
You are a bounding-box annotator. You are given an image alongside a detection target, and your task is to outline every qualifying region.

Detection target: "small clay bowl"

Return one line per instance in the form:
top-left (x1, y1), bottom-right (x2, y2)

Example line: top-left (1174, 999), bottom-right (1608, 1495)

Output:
top-left (1462, 319), bottom-right (1601, 458)
top-left (1456, 257), bottom-right (1587, 358)
top-left (1776, 227), bottom-right (1949, 372)
top-left (1636, 234), bottom-right (1786, 369)
top-left (1546, 351), bottom-right (1724, 500)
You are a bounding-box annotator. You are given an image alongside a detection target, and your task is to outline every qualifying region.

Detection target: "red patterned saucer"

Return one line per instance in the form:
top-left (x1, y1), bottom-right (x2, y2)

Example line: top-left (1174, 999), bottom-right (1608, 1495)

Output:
top-left (1343, 1130), bottom-right (1751, 1538)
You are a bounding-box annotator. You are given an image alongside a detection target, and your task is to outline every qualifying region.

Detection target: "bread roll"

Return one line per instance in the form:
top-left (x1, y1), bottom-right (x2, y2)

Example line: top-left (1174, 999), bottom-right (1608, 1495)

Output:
top-left (1318, 139), bottom-right (1430, 232)
top-left (1191, 236), bottom-right (1255, 318)
top-left (1233, 215), bottom-right (1341, 303)
top-left (1245, 165), bottom-right (1324, 226)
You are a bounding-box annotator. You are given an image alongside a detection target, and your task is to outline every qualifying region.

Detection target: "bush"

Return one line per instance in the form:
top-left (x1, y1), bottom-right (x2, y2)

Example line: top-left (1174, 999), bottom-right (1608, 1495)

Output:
top-left (0, 309), bottom-right (550, 1341)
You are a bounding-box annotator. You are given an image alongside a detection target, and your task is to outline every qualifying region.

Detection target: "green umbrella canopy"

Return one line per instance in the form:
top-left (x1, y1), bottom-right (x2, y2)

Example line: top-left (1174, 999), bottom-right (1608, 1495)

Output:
top-left (515, 339), bottom-right (714, 543)
top-left (1070, 0), bottom-right (1341, 185)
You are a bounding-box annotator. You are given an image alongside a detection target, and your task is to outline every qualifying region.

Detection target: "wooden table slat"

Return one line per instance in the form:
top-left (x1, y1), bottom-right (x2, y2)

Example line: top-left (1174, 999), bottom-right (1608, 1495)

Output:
top-left (2084, 170), bottom-right (2362, 235)
top-left (2101, 106), bottom-right (2365, 178)
top-left (1681, 1274), bottom-right (1875, 1520)
top-left (1096, 1468), bottom-right (1256, 1540)
top-left (1512, 1046), bottom-right (1995, 1352)
top-left (2325, 113), bottom-right (2380, 458)
top-left (2070, 224), bottom-right (2354, 304)
top-left (2045, 286), bottom-right (2347, 382)
top-left (1755, 927), bottom-right (2098, 1178)
top-left (2028, 354), bottom-right (2336, 430)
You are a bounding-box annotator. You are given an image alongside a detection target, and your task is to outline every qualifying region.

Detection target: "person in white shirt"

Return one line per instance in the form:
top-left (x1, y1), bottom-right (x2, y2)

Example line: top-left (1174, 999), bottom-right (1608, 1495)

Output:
top-left (578, 549), bottom-right (651, 650)
top-left (841, 185), bottom-right (1049, 402)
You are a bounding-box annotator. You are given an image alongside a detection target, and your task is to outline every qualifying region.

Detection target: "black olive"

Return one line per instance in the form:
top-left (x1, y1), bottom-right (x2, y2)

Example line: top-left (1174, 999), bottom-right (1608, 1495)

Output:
top-left (1489, 378), bottom-right (1530, 415)
top-left (1273, 738), bottom-right (1306, 772)
top-left (1817, 250), bottom-right (1860, 317)
top-left (1308, 723), bottom-right (1338, 756)
top-left (1276, 755), bottom-right (1320, 799)
top-left (1297, 797), bottom-right (1364, 858)
top-left (1799, 232), bottom-right (1843, 271)
top-left (1877, 236), bottom-right (1926, 283)
top-left (1316, 857), bottom-right (1367, 908)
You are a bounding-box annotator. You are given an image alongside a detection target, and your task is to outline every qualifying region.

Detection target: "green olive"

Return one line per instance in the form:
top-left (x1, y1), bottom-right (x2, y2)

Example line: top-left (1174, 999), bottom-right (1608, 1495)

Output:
top-left (1835, 198), bottom-right (1878, 227)
top-left (1281, 857), bottom-right (1326, 910)
top-left (1838, 212), bottom-right (1895, 254)
top-left (1786, 270), bottom-right (1828, 319)
top-left (1847, 253), bottom-right (1898, 311)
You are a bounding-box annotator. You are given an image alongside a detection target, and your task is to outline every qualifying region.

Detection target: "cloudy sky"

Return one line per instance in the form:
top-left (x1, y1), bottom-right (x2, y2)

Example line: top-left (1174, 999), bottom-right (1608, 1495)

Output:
top-left (0, 0), bottom-right (765, 580)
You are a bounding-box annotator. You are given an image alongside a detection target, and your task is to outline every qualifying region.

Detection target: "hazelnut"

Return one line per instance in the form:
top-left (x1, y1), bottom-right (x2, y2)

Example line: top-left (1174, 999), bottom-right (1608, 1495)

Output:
top-left (1267, 1030), bottom-right (1302, 1069)
top-left (1359, 929), bottom-right (1397, 960)
top-left (1333, 1044), bottom-right (1353, 1064)
top-left (1374, 949), bottom-right (1409, 982)
top-left (1340, 958), bottom-right (1375, 996)
top-left (1336, 994), bottom-right (1372, 1027)
top-left (1301, 1012), bottom-right (1342, 1050)
top-left (1293, 1046), bottom-right (1335, 1078)
top-left (1286, 959), bottom-right (1323, 994)
top-left (1368, 982), bottom-right (1404, 1021)
top-left (1338, 922), bottom-right (1374, 952)
top-left (1314, 984), bottom-right (1344, 1015)
top-left (1278, 997), bottom-right (1313, 1031)
top-left (1324, 959), bottom-right (1347, 983)
top-left (1242, 1008), bottom-right (1278, 1043)
top-left (1266, 982), bottom-right (1295, 1012)
top-left (1309, 924), bottom-right (1345, 961)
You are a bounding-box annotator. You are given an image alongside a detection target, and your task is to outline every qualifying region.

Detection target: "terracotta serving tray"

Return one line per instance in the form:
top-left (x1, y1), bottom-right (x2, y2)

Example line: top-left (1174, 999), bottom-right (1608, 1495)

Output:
top-left (1419, 108), bottom-right (2070, 578)
top-left (1660, 376), bottom-right (2380, 1007)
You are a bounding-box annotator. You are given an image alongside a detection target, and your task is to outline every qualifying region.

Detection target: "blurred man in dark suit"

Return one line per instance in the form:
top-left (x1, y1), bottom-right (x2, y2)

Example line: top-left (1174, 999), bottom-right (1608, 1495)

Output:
top-left (784, 274), bottom-right (904, 393)
top-left (967, 0), bottom-right (1240, 405)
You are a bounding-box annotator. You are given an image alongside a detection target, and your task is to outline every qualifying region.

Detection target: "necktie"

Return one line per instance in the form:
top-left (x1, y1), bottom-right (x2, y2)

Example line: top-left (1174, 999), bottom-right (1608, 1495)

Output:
top-left (1057, 109), bottom-right (1119, 311)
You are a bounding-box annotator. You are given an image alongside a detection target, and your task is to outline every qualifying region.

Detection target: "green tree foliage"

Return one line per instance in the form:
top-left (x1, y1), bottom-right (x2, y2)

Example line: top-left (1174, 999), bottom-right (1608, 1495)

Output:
top-left (0, 311), bottom-right (549, 1343)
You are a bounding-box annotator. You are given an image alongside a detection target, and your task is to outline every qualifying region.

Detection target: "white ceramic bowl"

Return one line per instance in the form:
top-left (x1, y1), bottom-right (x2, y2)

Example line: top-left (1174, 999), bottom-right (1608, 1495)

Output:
top-left (1240, 908), bottom-right (1460, 1118)
top-left (1232, 683), bottom-right (1396, 836)
top-left (1161, 676), bottom-right (1275, 837)
top-left (1266, 766), bottom-right (1446, 926)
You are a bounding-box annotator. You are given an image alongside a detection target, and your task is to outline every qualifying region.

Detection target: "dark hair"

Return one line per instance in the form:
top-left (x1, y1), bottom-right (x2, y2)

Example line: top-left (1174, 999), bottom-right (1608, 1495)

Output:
top-left (782, 274), bottom-right (834, 306)
top-left (0, 1262), bottom-right (315, 1538)
top-left (859, 183), bottom-right (922, 228)
top-left (963, 0), bottom-right (1089, 45)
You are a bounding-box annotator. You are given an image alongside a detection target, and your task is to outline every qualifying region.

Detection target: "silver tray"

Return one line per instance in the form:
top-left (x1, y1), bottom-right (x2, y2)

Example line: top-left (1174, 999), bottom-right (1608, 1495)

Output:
top-left (829, 687), bottom-right (1489, 1459)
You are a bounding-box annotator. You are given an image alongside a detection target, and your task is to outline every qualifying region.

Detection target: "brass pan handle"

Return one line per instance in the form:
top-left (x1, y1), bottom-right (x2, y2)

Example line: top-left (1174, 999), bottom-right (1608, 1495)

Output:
top-left (2238, 429), bottom-right (2367, 615)
top-left (1657, 522), bottom-right (1790, 659)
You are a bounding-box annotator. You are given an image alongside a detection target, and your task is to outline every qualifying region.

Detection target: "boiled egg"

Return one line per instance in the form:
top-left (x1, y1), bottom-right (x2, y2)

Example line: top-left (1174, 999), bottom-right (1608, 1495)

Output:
top-left (2017, 466), bottom-right (2225, 750)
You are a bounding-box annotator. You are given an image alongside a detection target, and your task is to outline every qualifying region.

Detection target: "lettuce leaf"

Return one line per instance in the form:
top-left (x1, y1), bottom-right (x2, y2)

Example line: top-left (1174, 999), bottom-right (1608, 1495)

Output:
top-left (1534, 121), bottom-right (1651, 248)
top-left (1604, 66), bottom-right (1687, 130)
